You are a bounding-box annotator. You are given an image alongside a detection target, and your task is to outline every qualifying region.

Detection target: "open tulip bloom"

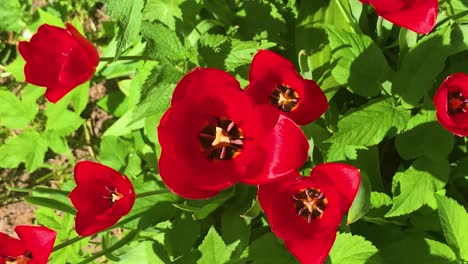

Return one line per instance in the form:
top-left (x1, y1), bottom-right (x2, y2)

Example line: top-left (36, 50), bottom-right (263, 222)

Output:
top-left (246, 50), bottom-right (328, 126)
top-left (158, 67), bottom-right (309, 199)
top-left (359, 0), bottom-right (438, 34)
top-left (258, 163), bottom-right (361, 264)
top-left (434, 72), bottom-right (468, 137)
top-left (18, 23), bottom-right (99, 103)
top-left (69, 161), bottom-right (136, 236)
top-left (0, 225), bottom-right (56, 264)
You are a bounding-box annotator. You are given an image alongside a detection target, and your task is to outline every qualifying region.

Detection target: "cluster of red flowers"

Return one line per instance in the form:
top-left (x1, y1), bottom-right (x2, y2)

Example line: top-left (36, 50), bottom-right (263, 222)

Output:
top-left (7, 1), bottom-right (467, 263)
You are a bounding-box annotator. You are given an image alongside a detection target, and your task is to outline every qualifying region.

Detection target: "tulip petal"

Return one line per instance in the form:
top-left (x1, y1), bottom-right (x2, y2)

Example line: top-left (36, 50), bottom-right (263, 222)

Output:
top-left (15, 226), bottom-right (56, 264)
top-left (284, 232), bottom-right (337, 264)
top-left (74, 212), bottom-right (119, 237)
top-left (0, 233), bottom-right (27, 258)
top-left (249, 49), bottom-right (296, 82)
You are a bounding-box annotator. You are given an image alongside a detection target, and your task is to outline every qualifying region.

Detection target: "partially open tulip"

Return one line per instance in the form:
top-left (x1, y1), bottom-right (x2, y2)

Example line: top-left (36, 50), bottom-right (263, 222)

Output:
top-left (359, 0), bottom-right (438, 34)
top-left (258, 163), bottom-right (360, 264)
top-left (158, 67), bottom-right (309, 199)
top-left (69, 161), bottom-right (135, 236)
top-left (18, 23), bottom-right (99, 102)
top-left (245, 50), bottom-right (328, 126)
top-left (434, 72), bottom-right (468, 137)
top-left (0, 225), bottom-right (56, 264)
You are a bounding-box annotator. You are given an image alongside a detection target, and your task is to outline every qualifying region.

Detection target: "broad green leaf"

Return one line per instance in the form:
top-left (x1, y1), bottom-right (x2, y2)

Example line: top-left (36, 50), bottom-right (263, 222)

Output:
top-left (142, 0), bottom-right (183, 30)
top-left (45, 103), bottom-right (84, 136)
top-left (0, 129), bottom-right (48, 172)
top-left (37, 9), bottom-right (64, 27)
top-left (117, 241), bottom-right (165, 264)
top-left (225, 39), bottom-right (276, 72)
top-left (105, 0), bottom-right (144, 58)
top-left (0, 89), bottom-right (37, 128)
top-left (242, 233), bottom-right (297, 264)
top-left (165, 214), bottom-right (200, 257)
top-left (326, 98), bottom-right (410, 161)
top-left (329, 232), bottom-right (378, 264)
top-left (327, 27), bottom-right (391, 97)
top-left (197, 227), bottom-right (234, 264)
top-left (395, 110), bottom-right (454, 160)
top-left (435, 194), bottom-right (468, 261)
top-left (0, 0), bottom-right (24, 32)
top-left (392, 26), bottom-right (452, 106)
top-left (386, 158), bottom-right (449, 217)
top-left (98, 136), bottom-right (133, 170)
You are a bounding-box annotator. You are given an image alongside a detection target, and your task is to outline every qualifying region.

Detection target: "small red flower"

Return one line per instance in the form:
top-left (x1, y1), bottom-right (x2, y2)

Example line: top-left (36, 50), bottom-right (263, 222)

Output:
top-left (245, 50), bottom-right (328, 126)
top-left (158, 67), bottom-right (309, 199)
top-left (18, 23), bottom-right (99, 103)
top-left (359, 0), bottom-right (438, 34)
top-left (0, 225), bottom-right (56, 264)
top-left (434, 72), bottom-right (468, 137)
top-left (69, 161), bottom-right (135, 236)
top-left (258, 163), bottom-right (360, 264)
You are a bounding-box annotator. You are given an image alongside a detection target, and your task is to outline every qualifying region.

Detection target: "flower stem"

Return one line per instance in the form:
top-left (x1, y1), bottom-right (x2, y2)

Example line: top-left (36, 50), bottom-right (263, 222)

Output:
top-left (52, 236), bottom-right (86, 252)
top-left (99, 55), bottom-right (144, 62)
top-left (136, 189), bottom-right (171, 198)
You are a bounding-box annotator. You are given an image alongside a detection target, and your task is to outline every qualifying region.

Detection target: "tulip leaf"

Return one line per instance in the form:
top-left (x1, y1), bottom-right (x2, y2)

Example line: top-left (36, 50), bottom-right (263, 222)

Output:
top-left (329, 232), bottom-right (378, 264)
top-left (197, 226), bottom-right (235, 264)
top-left (327, 26), bottom-right (391, 97)
top-left (395, 110), bottom-right (454, 160)
top-left (347, 171), bottom-right (371, 224)
top-left (435, 194), bottom-right (468, 261)
top-left (326, 98), bottom-right (410, 161)
top-left (386, 157), bottom-right (449, 217)
top-left (25, 196), bottom-right (76, 215)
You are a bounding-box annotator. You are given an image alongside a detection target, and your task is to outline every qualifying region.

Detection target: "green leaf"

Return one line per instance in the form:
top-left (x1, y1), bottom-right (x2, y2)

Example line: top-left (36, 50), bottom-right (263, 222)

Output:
top-left (37, 9), bottom-right (63, 27)
top-left (0, 89), bottom-right (37, 129)
top-left (392, 26), bottom-right (452, 106)
top-left (240, 198), bottom-right (262, 220)
top-left (395, 110), bottom-right (454, 160)
top-left (98, 136), bottom-right (132, 170)
top-left (25, 196), bottom-right (76, 215)
top-left (435, 194), bottom-right (468, 261)
top-left (347, 171), bottom-right (371, 224)
top-left (45, 103), bottom-right (84, 136)
top-left (197, 226), bottom-right (234, 264)
top-left (242, 233), bottom-right (296, 264)
top-left (386, 158), bottom-right (449, 217)
top-left (117, 241), bottom-right (165, 264)
top-left (329, 232), bottom-right (378, 264)
top-left (165, 214), bottom-right (200, 257)
top-left (142, 0), bottom-right (183, 30)
top-left (105, 0), bottom-right (144, 58)
top-left (225, 39), bottom-right (276, 72)
top-left (0, 129), bottom-right (48, 172)
top-left (141, 21), bottom-right (189, 63)
top-left (0, 0), bottom-right (24, 32)
top-left (327, 26), bottom-right (391, 97)
top-left (326, 98), bottom-right (410, 161)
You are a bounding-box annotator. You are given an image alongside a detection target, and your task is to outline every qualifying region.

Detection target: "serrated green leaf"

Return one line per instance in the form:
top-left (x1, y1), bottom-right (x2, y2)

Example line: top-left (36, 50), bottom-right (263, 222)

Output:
top-left (395, 110), bottom-right (454, 160)
top-left (45, 103), bottom-right (84, 136)
top-left (435, 194), bottom-right (468, 261)
top-left (98, 136), bottom-right (132, 170)
top-left (386, 158), bottom-right (449, 217)
top-left (197, 227), bottom-right (233, 264)
top-left (141, 21), bottom-right (189, 62)
top-left (243, 233), bottom-right (296, 264)
top-left (327, 27), bottom-right (391, 97)
top-left (329, 232), bottom-right (378, 264)
top-left (142, 0), bottom-right (183, 30)
top-left (105, 0), bottom-right (144, 58)
top-left (225, 39), bottom-right (276, 72)
top-left (0, 89), bottom-right (37, 129)
top-left (117, 241), bottom-right (165, 264)
top-left (0, 0), bottom-right (24, 32)
top-left (37, 9), bottom-right (63, 27)
top-left (0, 129), bottom-right (47, 172)
top-left (165, 214), bottom-right (200, 257)
top-left (326, 98), bottom-right (410, 161)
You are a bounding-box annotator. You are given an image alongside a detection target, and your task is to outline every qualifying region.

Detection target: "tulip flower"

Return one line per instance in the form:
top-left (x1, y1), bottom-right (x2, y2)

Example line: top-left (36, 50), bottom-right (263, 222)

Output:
top-left (245, 50), bottom-right (328, 126)
top-left (434, 72), bottom-right (468, 137)
top-left (69, 161), bottom-right (135, 236)
top-left (158, 67), bottom-right (309, 199)
top-left (0, 225), bottom-right (56, 264)
top-left (258, 163), bottom-right (360, 264)
top-left (18, 23), bottom-right (99, 102)
top-left (359, 0), bottom-right (438, 34)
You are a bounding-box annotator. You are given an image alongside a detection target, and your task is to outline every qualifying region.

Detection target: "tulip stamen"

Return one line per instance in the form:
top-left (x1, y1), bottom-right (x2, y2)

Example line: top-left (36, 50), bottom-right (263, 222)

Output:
top-left (293, 188), bottom-right (327, 223)
top-left (103, 185), bottom-right (124, 204)
top-left (5, 254), bottom-right (31, 264)
top-left (448, 91), bottom-right (468, 115)
top-left (270, 84), bottom-right (300, 112)
top-left (199, 117), bottom-right (244, 160)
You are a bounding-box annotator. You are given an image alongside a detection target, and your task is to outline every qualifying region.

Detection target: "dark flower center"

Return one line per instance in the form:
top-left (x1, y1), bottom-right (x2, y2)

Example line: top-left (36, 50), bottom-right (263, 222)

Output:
top-left (198, 117), bottom-right (244, 160)
top-left (448, 91), bottom-right (468, 115)
top-left (103, 185), bottom-right (124, 205)
top-left (270, 84), bottom-right (299, 112)
top-left (293, 188), bottom-right (327, 223)
top-left (4, 251), bottom-right (32, 264)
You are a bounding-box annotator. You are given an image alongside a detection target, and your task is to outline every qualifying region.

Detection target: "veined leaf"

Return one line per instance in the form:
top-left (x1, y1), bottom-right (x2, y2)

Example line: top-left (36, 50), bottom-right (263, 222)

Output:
top-left (329, 232), bottom-right (378, 264)
top-left (197, 227), bottom-right (235, 264)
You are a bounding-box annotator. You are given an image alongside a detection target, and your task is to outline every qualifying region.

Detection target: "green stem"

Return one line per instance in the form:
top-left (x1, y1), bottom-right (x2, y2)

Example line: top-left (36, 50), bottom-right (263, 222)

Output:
top-left (99, 55), bottom-right (144, 62)
top-left (136, 189), bottom-right (171, 198)
top-left (52, 236), bottom-right (86, 252)
top-left (376, 16), bottom-right (384, 41)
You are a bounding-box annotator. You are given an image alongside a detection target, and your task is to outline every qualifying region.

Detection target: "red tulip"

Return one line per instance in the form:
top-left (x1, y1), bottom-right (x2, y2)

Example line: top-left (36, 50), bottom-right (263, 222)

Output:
top-left (0, 225), bottom-right (56, 264)
top-left (359, 0), bottom-right (438, 34)
top-left (434, 73), bottom-right (468, 137)
top-left (258, 163), bottom-right (360, 264)
top-left (18, 23), bottom-right (99, 103)
top-left (69, 161), bottom-right (136, 236)
top-left (245, 50), bottom-right (328, 126)
top-left (158, 67), bottom-right (309, 199)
